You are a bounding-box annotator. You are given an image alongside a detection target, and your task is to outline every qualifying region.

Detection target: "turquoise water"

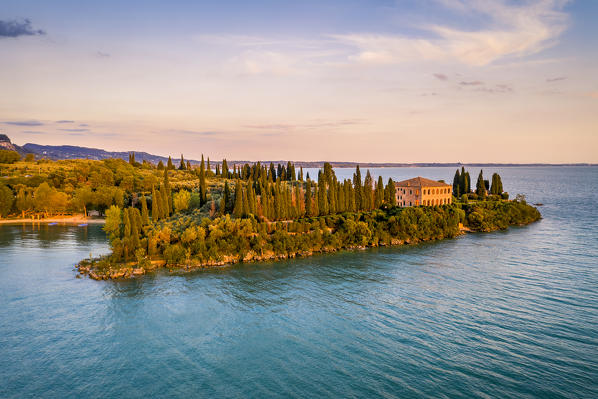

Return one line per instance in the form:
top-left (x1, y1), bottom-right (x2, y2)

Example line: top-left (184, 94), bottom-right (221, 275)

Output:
top-left (1, 166), bottom-right (597, 398)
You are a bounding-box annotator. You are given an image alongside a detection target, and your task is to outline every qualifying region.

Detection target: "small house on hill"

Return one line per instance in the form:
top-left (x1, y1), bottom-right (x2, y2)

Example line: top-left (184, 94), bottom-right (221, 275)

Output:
top-left (395, 177), bottom-right (452, 207)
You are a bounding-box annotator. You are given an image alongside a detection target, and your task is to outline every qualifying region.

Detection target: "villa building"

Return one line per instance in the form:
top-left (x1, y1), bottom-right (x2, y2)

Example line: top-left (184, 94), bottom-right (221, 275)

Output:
top-left (395, 177), bottom-right (452, 207)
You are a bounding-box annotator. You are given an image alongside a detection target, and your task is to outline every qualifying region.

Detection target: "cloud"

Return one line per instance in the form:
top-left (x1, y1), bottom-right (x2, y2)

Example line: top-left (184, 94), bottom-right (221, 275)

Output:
top-left (459, 81), bottom-right (484, 86)
top-left (333, 0), bottom-right (569, 66)
top-left (546, 76), bottom-right (566, 82)
top-left (79, 123), bottom-right (89, 127)
top-left (433, 73), bottom-right (448, 81)
top-left (243, 119), bottom-right (362, 131)
top-left (55, 120), bottom-right (75, 124)
top-left (59, 128), bottom-right (89, 132)
top-left (22, 130), bottom-right (45, 135)
top-left (4, 120), bottom-right (43, 126)
top-left (475, 84), bottom-right (514, 93)
top-left (97, 51), bottom-right (110, 58)
top-left (0, 19), bottom-right (45, 38)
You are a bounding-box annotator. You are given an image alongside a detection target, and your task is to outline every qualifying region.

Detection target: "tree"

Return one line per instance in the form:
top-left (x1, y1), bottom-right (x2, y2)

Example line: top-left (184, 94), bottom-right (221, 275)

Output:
top-left (157, 160), bottom-right (164, 170)
top-left (353, 166), bottom-right (362, 210)
top-left (167, 156), bottom-right (175, 170)
top-left (140, 196), bottom-right (149, 225)
top-left (0, 184), bottom-right (13, 217)
top-left (452, 169), bottom-right (460, 197)
top-left (199, 155), bottom-right (207, 205)
top-left (25, 153), bottom-right (35, 162)
top-left (173, 190), bottom-right (191, 212)
top-left (220, 181), bottom-right (230, 214)
top-left (179, 154), bottom-right (186, 170)
top-left (363, 170), bottom-right (374, 210)
top-left (222, 159), bottom-right (229, 178)
top-left (490, 173), bottom-right (503, 195)
top-left (385, 178), bottom-right (396, 206)
top-left (305, 181), bottom-right (313, 216)
top-left (72, 185), bottom-right (94, 217)
top-left (317, 176), bottom-right (328, 215)
top-left (163, 169), bottom-right (172, 213)
top-left (375, 176), bottom-right (384, 208)
top-left (476, 170), bottom-right (486, 197)
top-left (0, 150), bottom-right (20, 164)
top-left (151, 186), bottom-right (161, 221)
top-left (104, 205), bottom-right (122, 240)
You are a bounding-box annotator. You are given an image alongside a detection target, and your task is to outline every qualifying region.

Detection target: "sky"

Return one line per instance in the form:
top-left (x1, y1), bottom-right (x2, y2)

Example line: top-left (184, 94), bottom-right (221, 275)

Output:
top-left (1, 0), bottom-right (597, 163)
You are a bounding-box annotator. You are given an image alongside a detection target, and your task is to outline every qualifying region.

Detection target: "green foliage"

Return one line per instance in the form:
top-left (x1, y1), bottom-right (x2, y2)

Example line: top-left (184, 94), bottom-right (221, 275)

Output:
top-left (463, 201), bottom-right (540, 232)
top-left (0, 183), bottom-right (14, 217)
top-left (173, 190), bottom-right (191, 212)
top-left (476, 170), bottom-right (486, 197)
top-left (0, 150), bottom-right (20, 164)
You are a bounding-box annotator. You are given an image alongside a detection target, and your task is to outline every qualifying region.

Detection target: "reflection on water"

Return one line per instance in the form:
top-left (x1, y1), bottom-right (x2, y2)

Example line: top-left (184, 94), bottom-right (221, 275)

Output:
top-left (0, 166), bottom-right (597, 399)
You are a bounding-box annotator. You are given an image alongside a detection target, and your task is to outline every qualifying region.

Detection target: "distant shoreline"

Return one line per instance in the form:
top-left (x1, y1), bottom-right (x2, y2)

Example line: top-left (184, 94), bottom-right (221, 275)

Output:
top-left (0, 216), bottom-right (105, 225)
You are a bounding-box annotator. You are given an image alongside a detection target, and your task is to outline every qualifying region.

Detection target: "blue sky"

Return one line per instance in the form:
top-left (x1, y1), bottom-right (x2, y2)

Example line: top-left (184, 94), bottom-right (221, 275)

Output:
top-left (1, 0), bottom-right (597, 162)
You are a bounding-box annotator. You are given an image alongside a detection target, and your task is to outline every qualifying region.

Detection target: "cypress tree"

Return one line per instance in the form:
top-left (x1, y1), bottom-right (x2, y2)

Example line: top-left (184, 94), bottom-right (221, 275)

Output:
top-left (157, 160), bottom-right (164, 170)
top-left (233, 180), bottom-right (243, 218)
top-left (199, 155), bottom-right (207, 205)
top-left (317, 177), bottom-right (328, 215)
top-left (363, 170), bottom-right (374, 210)
top-left (141, 196), bottom-right (149, 225)
top-left (222, 159), bottom-right (229, 178)
top-left (490, 173), bottom-right (503, 195)
top-left (375, 176), bottom-right (384, 208)
top-left (299, 167), bottom-right (303, 181)
top-left (453, 169), bottom-right (461, 197)
top-left (353, 166), bottom-right (362, 211)
top-left (179, 154), bottom-right (186, 170)
top-left (242, 186), bottom-right (249, 217)
top-left (294, 184), bottom-right (302, 217)
top-left (386, 178), bottom-right (397, 206)
top-left (167, 156), bottom-right (174, 170)
top-left (465, 172), bottom-right (471, 194)
top-left (476, 170), bottom-right (486, 197)
top-left (187, 160), bottom-right (191, 170)
top-left (151, 186), bottom-right (160, 221)
top-left (305, 181), bottom-right (313, 216)
top-left (163, 169), bottom-right (172, 213)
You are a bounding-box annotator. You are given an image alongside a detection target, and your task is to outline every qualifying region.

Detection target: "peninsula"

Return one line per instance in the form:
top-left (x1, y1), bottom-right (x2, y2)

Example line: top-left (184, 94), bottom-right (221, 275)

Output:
top-left (0, 147), bottom-right (541, 280)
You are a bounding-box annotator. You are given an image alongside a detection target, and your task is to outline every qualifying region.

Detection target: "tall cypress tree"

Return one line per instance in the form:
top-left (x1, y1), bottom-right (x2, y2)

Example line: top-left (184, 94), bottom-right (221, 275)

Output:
top-left (179, 154), bottom-right (186, 170)
top-left (363, 170), bottom-right (374, 210)
top-left (222, 159), bottom-right (229, 178)
top-left (375, 176), bottom-right (384, 208)
top-left (452, 169), bottom-right (461, 197)
top-left (160, 186), bottom-right (169, 218)
top-left (353, 166), bottom-right (362, 211)
top-left (233, 180), bottom-right (243, 218)
top-left (151, 186), bottom-right (160, 221)
top-left (490, 173), bottom-right (503, 195)
top-left (167, 156), bottom-right (174, 170)
top-left (317, 177), bottom-right (328, 216)
top-left (140, 196), bottom-right (149, 225)
top-left (199, 155), bottom-right (207, 205)
top-left (163, 169), bottom-right (172, 213)
top-left (476, 170), bottom-right (486, 197)
top-left (305, 181), bottom-right (312, 216)
top-left (386, 178), bottom-right (397, 206)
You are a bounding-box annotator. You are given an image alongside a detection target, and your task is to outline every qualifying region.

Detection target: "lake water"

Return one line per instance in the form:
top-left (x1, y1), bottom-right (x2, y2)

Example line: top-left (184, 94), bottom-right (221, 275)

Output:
top-left (1, 166), bottom-right (597, 398)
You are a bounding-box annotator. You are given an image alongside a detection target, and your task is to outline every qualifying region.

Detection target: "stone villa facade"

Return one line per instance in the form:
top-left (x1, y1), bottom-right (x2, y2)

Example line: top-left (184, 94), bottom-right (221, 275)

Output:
top-left (395, 177), bottom-right (452, 207)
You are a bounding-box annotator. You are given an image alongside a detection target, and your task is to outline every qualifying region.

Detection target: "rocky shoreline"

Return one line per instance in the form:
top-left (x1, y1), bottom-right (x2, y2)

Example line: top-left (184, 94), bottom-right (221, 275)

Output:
top-left (77, 234), bottom-right (463, 280)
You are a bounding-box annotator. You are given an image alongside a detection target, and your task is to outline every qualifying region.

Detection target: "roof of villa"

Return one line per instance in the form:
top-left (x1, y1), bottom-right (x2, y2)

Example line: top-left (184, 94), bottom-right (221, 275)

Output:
top-left (395, 177), bottom-right (451, 188)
